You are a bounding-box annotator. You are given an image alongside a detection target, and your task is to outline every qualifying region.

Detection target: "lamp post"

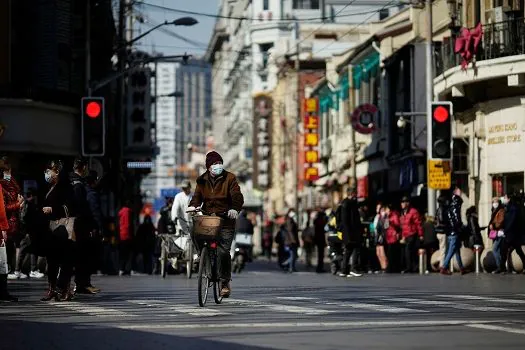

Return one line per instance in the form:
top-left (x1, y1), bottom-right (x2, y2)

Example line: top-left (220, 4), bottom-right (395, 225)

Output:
top-left (425, 0), bottom-right (436, 216)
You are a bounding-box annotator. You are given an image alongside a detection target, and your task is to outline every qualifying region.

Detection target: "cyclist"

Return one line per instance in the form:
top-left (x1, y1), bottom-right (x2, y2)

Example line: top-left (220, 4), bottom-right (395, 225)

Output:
top-left (171, 180), bottom-right (193, 235)
top-left (187, 151), bottom-right (244, 298)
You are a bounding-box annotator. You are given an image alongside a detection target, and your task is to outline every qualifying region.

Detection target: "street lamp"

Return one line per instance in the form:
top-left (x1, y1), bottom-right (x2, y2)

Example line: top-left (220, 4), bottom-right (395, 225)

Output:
top-left (126, 17), bottom-right (198, 47)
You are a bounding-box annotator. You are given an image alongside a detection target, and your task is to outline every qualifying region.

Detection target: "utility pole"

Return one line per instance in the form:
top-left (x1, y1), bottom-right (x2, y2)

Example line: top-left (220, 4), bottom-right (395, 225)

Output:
top-left (294, 20), bottom-right (301, 228)
top-left (117, 0), bottom-right (127, 209)
top-left (86, 0), bottom-right (93, 169)
top-left (426, 0), bottom-right (436, 216)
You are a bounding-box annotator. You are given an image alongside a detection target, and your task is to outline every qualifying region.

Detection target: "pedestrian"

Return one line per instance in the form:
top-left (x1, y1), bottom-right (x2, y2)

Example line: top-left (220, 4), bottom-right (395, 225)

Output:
top-left (338, 187), bottom-right (363, 278)
top-left (488, 197), bottom-right (506, 274)
top-left (187, 150), bottom-right (244, 297)
top-left (85, 171), bottom-right (105, 278)
top-left (399, 196), bottom-right (423, 273)
top-left (70, 157), bottom-right (98, 294)
top-left (14, 188), bottom-right (45, 279)
top-left (435, 193), bottom-right (450, 269)
top-left (422, 213), bottom-right (438, 273)
top-left (41, 160), bottom-right (76, 301)
top-left (440, 186), bottom-right (466, 275)
top-left (313, 208), bottom-right (328, 273)
top-left (465, 206), bottom-right (482, 248)
top-left (0, 177), bottom-right (18, 301)
top-left (136, 215), bottom-right (156, 274)
top-left (282, 209), bottom-right (299, 273)
top-left (0, 156), bottom-right (24, 279)
top-left (118, 201), bottom-right (133, 276)
top-left (301, 211), bottom-right (315, 268)
top-left (384, 204), bottom-right (401, 273)
top-left (502, 192), bottom-right (525, 273)
top-left (374, 205), bottom-right (388, 273)
top-left (171, 180), bottom-right (193, 236)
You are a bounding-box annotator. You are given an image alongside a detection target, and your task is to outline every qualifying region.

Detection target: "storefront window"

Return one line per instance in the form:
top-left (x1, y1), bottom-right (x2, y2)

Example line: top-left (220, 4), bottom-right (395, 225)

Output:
top-left (492, 172), bottom-right (524, 197)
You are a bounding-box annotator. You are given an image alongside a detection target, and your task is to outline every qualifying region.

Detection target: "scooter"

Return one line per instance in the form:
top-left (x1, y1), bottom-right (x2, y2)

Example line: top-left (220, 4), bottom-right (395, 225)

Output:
top-left (231, 232), bottom-right (253, 274)
top-left (327, 231), bottom-right (343, 275)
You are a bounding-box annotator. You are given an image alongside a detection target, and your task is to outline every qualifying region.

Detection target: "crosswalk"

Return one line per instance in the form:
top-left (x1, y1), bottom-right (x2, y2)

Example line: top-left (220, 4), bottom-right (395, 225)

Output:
top-left (2, 293), bottom-right (525, 320)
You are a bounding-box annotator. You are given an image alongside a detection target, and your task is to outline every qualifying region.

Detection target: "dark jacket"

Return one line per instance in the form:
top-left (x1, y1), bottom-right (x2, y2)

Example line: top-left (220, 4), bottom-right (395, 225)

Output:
top-left (189, 170), bottom-right (244, 228)
top-left (235, 211), bottom-right (254, 234)
top-left (43, 180), bottom-right (75, 221)
top-left (284, 216), bottom-right (299, 247)
top-left (86, 186), bottom-right (103, 233)
top-left (313, 211), bottom-right (328, 247)
top-left (70, 173), bottom-right (91, 219)
top-left (157, 205), bottom-right (175, 234)
top-left (504, 201), bottom-right (520, 242)
top-left (466, 211), bottom-right (482, 247)
top-left (447, 195), bottom-right (463, 235)
top-left (339, 197), bottom-right (362, 244)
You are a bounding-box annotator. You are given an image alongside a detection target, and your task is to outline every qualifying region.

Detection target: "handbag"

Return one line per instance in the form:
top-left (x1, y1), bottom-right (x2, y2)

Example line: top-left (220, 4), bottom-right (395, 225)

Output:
top-left (489, 230), bottom-right (497, 240)
top-left (0, 240), bottom-right (8, 275)
top-left (49, 206), bottom-right (76, 241)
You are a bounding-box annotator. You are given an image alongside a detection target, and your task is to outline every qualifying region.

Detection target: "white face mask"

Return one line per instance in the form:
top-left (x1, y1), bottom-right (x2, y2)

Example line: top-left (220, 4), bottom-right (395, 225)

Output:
top-left (210, 164), bottom-right (224, 176)
top-left (492, 203), bottom-right (499, 209)
top-left (3, 173), bottom-right (11, 181)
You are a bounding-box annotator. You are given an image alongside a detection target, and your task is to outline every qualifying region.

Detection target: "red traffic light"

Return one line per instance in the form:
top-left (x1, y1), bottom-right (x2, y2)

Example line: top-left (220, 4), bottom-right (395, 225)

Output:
top-left (86, 101), bottom-right (101, 118)
top-left (433, 106), bottom-right (449, 123)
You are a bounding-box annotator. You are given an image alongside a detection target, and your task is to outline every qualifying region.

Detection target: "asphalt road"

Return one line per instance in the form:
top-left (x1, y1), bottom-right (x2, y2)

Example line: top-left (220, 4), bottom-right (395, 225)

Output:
top-left (1, 260), bottom-right (525, 350)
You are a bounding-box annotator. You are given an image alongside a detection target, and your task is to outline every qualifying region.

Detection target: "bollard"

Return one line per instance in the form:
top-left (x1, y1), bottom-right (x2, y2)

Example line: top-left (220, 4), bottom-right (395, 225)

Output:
top-left (418, 249), bottom-right (427, 275)
top-left (474, 245), bottom-right (482, 274)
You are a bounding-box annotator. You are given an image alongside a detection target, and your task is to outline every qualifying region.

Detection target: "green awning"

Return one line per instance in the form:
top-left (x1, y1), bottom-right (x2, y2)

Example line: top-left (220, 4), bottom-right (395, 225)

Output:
top-left (352, 65), bottom-right (362, 89)
top-left (338, 73), bottom-right (349, 100)
top-left (352, 51), bottom-right (380, 87)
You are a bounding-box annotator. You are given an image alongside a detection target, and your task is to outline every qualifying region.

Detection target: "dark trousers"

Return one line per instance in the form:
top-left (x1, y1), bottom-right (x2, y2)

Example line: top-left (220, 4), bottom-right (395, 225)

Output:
top-left (342, 243), bottom-right (358, 274)
top-left (403, 235), bottom-right (418, 272)
top-left (141, 250), bottom-right (153, 274)
top-left (47, 236), bottom-right (75, 290)
top-left (5, 237), bottom-right (16, 274)
top-left (387, 243), bottom-right (402, 273)
top-left (75, 236), bottom-right (93, 288)
top-left (506, 239), bottom-right (525, 272)
top-left (217, 228), bottom-right (234, 281)
top-left (119, 240), bottom-right (133, 274)
top-left (316, 244), bottom-right (325, 272)
top-left (16, 235), bottom-right (37, 273)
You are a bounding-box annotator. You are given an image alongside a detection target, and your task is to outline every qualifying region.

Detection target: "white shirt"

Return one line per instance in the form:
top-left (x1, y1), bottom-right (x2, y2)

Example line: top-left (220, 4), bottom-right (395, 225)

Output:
top-left (171, 191), bottom-right (192, 234)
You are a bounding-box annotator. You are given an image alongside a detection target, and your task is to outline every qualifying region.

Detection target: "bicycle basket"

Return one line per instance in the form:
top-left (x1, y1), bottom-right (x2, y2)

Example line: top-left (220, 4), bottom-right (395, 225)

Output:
top-left (192, 215), bottom-right (223, 240)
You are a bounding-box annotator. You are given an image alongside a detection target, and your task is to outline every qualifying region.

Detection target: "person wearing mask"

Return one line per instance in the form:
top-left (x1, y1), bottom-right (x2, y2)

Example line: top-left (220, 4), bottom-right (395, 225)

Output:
top-left (283, 209), bottom-right (299, 273)
top-left (15, 189), bottom-right (45, 279)
top-left (41, 160), bottom-right (76, 301)
top-left (187, 151), bottom-right (244, 297)
top-left (313, 208), bottom-right (328, 273)
top-left (0, 176), bottom-right (17, 301)
top-left (502, 192), bottom-right (525, 273)
top-left (0, 157), bottom-right (24, 279)
top-left (399, 196), bottom-right (423, 273)
top-left (441, 186), bottom-right (466, 275)
top-left (70, 158), bottom-right (98, 294)
top-left (118, 201), bottom-right (133, 276)
top-left (488, 197), bottom-right (506, 274)
top-left (136, 215), bottom-right (156, 274)
top-left (338, 187), bottom-right (363, 278)
top-left (172, 180), bottom-right (193, 236)
top-left (384, 204), bottom-right (401, 273)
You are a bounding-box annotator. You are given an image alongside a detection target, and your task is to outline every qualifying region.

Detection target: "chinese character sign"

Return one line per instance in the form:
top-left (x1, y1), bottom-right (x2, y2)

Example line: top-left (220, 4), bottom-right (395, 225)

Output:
top-left (303, 98), bottom-right (319, 185)
top-left (253, 94), bottom-right (273, 189)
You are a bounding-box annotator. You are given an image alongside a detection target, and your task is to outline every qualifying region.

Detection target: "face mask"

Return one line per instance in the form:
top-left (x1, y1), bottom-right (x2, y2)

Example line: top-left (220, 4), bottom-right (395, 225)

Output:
top-left (44, 172), bottom-right (52, 183)
top-left (3, 173), bottom-right (11, 181)
top-left (210, 164), bottom-right (224, 176)
top-left (492, 203), bottom-right (499, 209)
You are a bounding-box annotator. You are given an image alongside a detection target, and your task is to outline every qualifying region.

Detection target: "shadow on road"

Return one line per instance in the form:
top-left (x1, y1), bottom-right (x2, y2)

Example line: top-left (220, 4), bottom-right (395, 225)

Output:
top-left (0, 319), bottom-right (276, 350)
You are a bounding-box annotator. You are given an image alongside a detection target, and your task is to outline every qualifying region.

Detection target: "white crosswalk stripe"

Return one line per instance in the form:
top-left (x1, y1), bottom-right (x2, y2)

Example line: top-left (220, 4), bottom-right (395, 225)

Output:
top-left (439, 295), bottom-right (525, 305)
top-left (317, 300), bottom-right (429, 313)
top-left (383, 298), bottom-right (518, 312)
top-left (228, 298), bottom-right (336, 315)
top-left (52, 302), bottom-right (136, 317)
top-left (126, 299), bottom-right (230, 316)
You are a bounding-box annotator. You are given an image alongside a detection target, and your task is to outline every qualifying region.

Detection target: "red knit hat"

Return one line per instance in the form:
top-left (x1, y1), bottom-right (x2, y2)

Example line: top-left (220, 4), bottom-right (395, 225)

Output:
top-left (205, 151), bottom-right (223, 169)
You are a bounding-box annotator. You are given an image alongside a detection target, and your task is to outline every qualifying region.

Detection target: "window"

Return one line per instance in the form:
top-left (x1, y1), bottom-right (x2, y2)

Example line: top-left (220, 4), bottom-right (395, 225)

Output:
top-left (293, 0), bottom-right (319, 9)
top-left (492, 172), bottom-right (524, 197)
top-left (263, 0), bottom-right (269, 10)
top-left (260, 43), bottom-right (273, 68)
top-left (379, 9), bottom-right (390, 21)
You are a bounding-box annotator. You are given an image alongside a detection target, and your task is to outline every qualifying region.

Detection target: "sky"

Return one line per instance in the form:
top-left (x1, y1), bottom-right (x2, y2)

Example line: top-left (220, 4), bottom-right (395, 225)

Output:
top-left (133, 0), bottom-right (220, 58)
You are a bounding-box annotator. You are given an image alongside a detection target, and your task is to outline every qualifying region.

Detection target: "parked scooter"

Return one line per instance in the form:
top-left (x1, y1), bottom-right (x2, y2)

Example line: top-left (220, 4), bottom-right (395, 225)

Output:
top-left (327, 231), bottom-right (343, 275)
top-left (231, 232), bottom-right (253, 274)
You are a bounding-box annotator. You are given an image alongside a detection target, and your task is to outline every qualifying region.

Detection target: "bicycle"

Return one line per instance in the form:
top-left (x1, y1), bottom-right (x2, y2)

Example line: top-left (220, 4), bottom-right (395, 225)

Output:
top-left (158, 231), bottom-right (194, 279)
top-left (187, 208), bottom-right (227, 307)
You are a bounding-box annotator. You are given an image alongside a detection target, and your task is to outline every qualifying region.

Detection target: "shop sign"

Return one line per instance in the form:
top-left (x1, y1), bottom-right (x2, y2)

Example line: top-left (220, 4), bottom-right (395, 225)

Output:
top-left (303, 98), bottom-right (320, 185)
top-left (350, 103), bottom-right (378, 134)
top-left (427, 159), bottom-right (452, 190)
top-left (252, 94), bottom-right (273, 189)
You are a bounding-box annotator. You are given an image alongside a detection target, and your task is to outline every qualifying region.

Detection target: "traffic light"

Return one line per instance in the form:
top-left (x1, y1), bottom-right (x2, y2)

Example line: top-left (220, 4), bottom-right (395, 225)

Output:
top-left (81, 97), bottom-right (105, 156)
top-left (126, 68), bottom-right (151, 149)
top-left (430, 101), bottom-right (453, 159)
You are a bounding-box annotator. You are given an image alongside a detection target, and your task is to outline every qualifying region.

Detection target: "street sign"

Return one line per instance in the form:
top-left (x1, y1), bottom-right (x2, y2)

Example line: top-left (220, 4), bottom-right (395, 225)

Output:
top-left (127, 161), bottom-right (153, 169)
top-left (427, 159), bottom-right (452, 190)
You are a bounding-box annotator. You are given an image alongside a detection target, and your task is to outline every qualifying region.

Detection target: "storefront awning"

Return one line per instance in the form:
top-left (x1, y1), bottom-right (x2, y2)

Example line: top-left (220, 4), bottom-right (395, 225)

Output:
top-left (352, 51), bottom-right (380, 89)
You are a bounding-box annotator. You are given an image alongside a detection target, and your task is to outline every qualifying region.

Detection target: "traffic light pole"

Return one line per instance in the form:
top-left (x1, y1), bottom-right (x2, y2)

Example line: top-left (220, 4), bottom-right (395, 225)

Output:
top-left (425, 0), bottom-right (436, 216)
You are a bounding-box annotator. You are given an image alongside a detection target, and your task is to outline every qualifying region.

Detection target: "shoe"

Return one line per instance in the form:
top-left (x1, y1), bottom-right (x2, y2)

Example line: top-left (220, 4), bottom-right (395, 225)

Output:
top-left (349, 271), bottom-right (363, 277)
top-left (57, 287), bottom-right (74, 302)
top-left (220, 282), bottom-right (231, 298)
top-left (440, 268), bottom-right (452, 275)
top-left (7, 273), bottom-right (18, 280)
top-left (74, 286), bottom-right (97, 295)
top-left (460, 269), bottom-right (468, 275)
top-left (30, 271), bottom-right (45, 279)
top-left (88, 285), bottom-right (101, 293)
top-left (338, 273), bottom-right (348, 277)
top-left (41, 285), bottom-right (58, 302)
top-left (492, 269), bottom-right (501, 274)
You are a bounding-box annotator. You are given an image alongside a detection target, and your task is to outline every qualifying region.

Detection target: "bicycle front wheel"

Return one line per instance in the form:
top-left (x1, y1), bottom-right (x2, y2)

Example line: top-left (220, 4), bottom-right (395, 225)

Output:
top-left (198, 246), bottom-right (210, 307)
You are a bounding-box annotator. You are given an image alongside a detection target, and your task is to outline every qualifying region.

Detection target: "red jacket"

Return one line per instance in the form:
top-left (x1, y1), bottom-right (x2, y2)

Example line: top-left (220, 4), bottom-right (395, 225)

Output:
top-left (0, 184), bottom-right (9, 232)
top-left (118, 207), bottom-right (132, 241)
top-left (386, 211), bottom-right (401, 244)
top-left (400, 207), bottom-right (423, 239)
top-left (0, 178), bottom-right (21, 237)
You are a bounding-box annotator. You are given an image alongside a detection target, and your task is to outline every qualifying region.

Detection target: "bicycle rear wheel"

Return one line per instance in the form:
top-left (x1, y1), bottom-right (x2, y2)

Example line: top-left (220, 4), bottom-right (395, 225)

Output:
top-left (198, 246), bottom-right (210, 307)
top-left (161, 244), bottom-right (168, 278)
top-left (186, 240), bottom-right (194, 279)
top-left (212, 254), bottom-right (223, 304)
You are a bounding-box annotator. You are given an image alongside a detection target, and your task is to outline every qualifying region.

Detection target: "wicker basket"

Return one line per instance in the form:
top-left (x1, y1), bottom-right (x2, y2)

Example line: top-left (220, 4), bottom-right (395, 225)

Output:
top-left (192, 215), bottom-right (223, 241)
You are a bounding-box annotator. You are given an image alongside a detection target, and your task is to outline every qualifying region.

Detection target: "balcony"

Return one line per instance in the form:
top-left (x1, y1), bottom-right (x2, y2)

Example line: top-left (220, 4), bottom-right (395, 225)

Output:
top-left (434, 18), bottom-right (525, 98)
top-left (436, 18), bottom-right (525, 76)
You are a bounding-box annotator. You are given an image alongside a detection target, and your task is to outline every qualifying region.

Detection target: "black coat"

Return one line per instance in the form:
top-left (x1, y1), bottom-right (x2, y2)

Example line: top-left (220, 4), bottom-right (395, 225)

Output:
top-left (43, 180), bottom-right (75, 220)
top-left (339, 197), bottom-right (362, 244)
top-left (236, 212), bottom-right (254, 234)
top-left (446, 195), bottom-right (463, 235)
top-left (504, 202), bottom-right (520, 243)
